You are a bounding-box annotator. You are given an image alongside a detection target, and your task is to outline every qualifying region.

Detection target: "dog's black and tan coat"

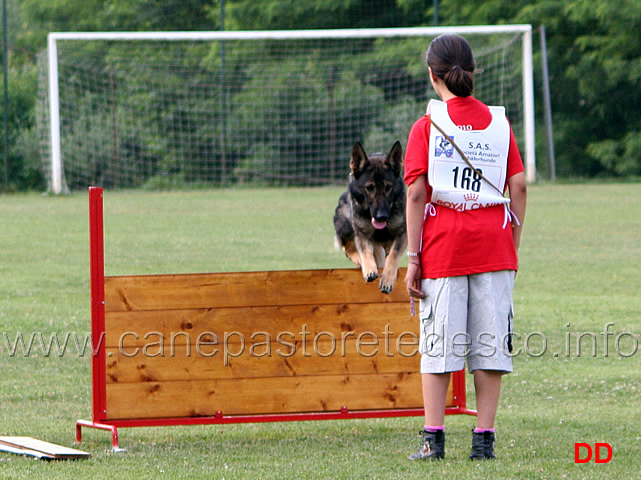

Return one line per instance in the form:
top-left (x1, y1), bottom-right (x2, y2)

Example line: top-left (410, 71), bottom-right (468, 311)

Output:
top-left (334, 141), bottom-right (408, 293)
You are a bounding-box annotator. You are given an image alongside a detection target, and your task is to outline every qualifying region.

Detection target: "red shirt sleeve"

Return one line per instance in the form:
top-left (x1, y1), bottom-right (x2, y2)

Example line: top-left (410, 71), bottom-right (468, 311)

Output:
top-left (506, 127), bottom-right (524, 178)
top-left (403, 116), bottom-right (431, 187)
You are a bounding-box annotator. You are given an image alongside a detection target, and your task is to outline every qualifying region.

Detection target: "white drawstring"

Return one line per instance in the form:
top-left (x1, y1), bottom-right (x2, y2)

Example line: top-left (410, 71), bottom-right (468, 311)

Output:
top-left (425, 202), bottom-right (437, 219)
top-left (503, 204), bottom-right (521, 229)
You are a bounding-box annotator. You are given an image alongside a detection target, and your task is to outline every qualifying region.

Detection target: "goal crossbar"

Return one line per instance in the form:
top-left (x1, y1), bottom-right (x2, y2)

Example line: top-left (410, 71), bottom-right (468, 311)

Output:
top-left (48, 25), bottom-right (533, 41)
top-left (46, 25), bottom-right (535, 193)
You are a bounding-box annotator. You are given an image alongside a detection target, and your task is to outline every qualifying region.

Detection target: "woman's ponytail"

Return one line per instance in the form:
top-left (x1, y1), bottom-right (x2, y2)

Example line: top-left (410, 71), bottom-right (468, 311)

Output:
top-left (426, 35), bottom-right (476, 97)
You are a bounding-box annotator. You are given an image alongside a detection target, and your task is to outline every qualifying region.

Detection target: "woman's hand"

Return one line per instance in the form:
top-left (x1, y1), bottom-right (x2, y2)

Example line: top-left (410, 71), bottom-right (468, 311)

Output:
top-left (405, 262), bottom-right (425, 299)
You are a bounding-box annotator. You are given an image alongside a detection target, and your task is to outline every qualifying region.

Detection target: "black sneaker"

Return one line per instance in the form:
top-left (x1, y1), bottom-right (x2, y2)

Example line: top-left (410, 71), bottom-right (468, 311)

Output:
top-left (469, 430), bottom-right (496, 460)
top-left (408, 429), bottom-right (445, 461)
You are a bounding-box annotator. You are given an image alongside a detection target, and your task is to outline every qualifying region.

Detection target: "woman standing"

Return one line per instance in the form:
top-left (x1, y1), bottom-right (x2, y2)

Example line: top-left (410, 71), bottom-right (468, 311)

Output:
top-left (404, 34), bottom-right (527, 461)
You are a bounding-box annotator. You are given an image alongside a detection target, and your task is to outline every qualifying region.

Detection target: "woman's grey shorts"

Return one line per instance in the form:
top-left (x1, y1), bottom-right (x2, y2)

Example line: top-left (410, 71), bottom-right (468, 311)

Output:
top-left (418, 270), bottom-right (515, 374)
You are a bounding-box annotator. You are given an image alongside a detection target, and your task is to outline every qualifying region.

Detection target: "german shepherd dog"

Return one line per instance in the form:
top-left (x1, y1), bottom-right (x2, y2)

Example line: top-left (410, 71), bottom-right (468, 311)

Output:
top-left (333, 141), bottom-right (407, 293)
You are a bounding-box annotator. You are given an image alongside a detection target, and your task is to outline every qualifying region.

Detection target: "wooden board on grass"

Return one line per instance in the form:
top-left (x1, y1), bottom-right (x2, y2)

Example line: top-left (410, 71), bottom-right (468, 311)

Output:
top-left (0, 437), bottom-right (91, 460)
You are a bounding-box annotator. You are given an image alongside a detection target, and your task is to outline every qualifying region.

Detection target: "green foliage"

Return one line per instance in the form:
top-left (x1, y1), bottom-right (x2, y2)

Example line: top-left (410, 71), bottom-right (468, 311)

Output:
top-left (98, 0), bottom-right (215, 31)
top-left (221, 0), bottom-right (429, 31)
top-left (364, 96), bottom-right (421, 153)
top-left (0, 63), bottom-right (43, 190)
top-left (5, 0), bottom-right (641, 189)
top-left (440, 0), bottom-right (530, 26)
top-left (230, 59), bottom-right (386, 184)
top-left (587, 133), bottom-right (641, 176)
top-left (561, 0), bottom-right (641, 175)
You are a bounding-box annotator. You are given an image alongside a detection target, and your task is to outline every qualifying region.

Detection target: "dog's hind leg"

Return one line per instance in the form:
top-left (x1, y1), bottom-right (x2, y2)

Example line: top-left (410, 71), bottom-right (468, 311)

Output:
top-left (379, 233), bottom-right (408, 294)
top-left (354, 236), bottom-right (379, 283)
top-left (341, 238), bottom-right (362, 267)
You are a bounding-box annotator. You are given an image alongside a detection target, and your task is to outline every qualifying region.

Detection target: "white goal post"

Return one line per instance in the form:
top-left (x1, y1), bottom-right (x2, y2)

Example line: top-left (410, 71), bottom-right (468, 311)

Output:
top-left (44, 25), bottom-right (535, 193)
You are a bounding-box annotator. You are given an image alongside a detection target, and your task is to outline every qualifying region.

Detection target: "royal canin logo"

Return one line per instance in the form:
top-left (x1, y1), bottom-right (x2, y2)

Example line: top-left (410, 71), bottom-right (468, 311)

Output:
top-left (464, 193), bottom-right (479, 202)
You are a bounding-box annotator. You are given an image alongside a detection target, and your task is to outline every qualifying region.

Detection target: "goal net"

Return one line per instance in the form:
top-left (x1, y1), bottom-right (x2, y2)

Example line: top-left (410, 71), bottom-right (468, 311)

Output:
top-left (37, 26), bottom-right (534, 193)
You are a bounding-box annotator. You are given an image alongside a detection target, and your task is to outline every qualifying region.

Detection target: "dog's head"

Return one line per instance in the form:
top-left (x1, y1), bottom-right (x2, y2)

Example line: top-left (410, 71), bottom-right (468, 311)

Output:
top-left (349, 141), bottom-right (403, 230)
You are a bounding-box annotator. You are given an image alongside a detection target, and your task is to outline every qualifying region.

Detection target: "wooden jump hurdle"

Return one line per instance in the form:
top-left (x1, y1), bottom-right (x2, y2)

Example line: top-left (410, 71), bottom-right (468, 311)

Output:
top-left (76, 187), bottom-right (474, 450)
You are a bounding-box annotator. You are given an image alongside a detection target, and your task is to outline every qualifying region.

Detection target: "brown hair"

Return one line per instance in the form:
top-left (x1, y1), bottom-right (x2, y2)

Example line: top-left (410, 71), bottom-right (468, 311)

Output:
top-left (426, 34), bottom-right (475, 97)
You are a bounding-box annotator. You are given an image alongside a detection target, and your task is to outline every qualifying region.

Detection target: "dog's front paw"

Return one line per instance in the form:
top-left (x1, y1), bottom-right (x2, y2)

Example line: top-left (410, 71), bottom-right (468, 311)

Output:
top-left (378, 268), bottom-right (398, 294)
top-left (362, 268), bottom-right (379, 283)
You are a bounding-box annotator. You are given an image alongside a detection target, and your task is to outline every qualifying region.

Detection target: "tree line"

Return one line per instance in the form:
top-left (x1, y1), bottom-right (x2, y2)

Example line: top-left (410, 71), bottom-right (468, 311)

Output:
top-left (2, 0), bottom-right (640, 191)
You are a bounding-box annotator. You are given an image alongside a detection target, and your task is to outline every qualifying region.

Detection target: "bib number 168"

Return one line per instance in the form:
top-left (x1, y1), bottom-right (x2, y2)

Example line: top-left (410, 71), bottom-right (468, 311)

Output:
top-left (452, 166), bottom-right (482, 192)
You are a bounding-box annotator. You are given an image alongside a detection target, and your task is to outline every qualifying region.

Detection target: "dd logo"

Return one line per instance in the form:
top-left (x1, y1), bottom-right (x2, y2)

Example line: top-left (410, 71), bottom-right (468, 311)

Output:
top-left (574, 443), bottom-right (612, 463)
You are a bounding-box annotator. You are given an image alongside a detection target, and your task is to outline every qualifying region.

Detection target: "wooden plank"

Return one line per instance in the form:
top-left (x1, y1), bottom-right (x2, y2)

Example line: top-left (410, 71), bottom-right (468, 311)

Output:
top-left (104, 303), bottom-right (416, 348)
top-left (0, 443), bottom-right (62, 460)
top-left (0, 437), bottom-right (91, 459)
top-left (105, 268), bottom-right (408, 312)
top-left (105, 340), bottom-right (420, 383)
top-left (104, 373), bottom-right (440, 420)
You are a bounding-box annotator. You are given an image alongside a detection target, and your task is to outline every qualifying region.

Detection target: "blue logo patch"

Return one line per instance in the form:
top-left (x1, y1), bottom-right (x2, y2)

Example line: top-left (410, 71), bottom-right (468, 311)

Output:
top-left (435, 135), bottom-right (454, 158)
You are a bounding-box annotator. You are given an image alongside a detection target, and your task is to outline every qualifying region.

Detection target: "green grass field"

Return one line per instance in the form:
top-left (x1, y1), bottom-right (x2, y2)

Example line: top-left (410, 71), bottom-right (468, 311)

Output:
top-left (1, 183), bottom-right (640, 479)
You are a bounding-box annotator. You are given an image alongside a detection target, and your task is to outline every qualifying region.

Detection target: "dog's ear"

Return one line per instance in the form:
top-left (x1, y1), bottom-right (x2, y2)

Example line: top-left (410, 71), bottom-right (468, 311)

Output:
top-left (385, 141), bottom-right (403, 177)
top-left (350, 142), bottom-right (369, 176)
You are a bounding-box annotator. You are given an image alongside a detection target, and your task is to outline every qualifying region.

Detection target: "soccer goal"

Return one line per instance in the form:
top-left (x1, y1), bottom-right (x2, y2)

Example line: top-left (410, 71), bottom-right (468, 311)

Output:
top-left (37, 26), bottom-right (535, 193)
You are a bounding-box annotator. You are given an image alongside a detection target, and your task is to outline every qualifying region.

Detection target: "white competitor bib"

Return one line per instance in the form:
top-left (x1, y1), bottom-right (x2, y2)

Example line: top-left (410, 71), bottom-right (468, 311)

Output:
top-left (427, 99), bottom-right (510, 212)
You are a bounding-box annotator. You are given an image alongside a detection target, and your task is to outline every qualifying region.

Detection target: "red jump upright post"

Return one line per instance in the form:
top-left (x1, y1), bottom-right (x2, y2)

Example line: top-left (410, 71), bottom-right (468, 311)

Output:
top-left (77, 187), bottom-right (120, 450)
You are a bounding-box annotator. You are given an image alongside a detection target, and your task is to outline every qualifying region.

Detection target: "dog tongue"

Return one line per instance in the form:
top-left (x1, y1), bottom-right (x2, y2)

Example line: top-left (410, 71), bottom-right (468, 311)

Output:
top-left (372, 218), bottom-right (387, 229)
